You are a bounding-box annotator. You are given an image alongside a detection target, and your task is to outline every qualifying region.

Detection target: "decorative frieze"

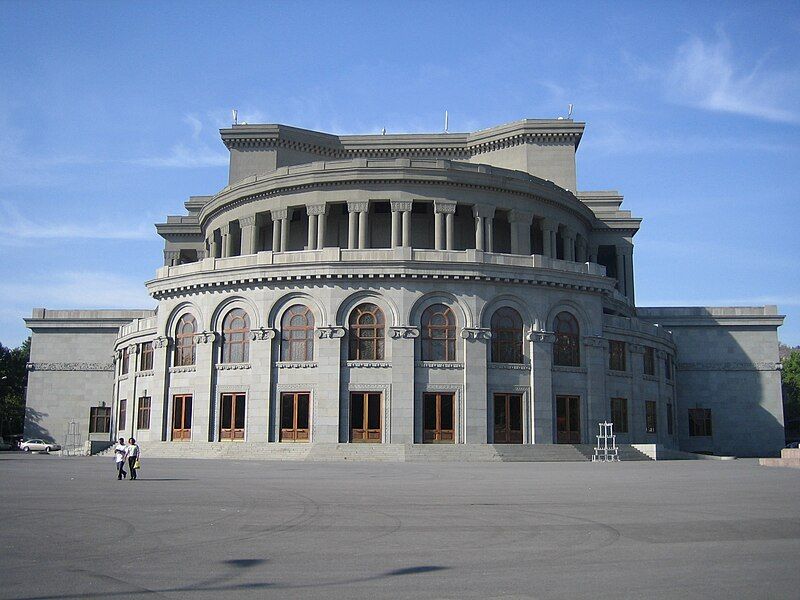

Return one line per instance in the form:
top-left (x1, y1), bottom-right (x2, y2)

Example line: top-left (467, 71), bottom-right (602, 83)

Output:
top-left (316, 326), bottom-right (346, 339)
top-left (276, 361), bottom-right (318, 369)
top-left (216, 363), bottom-right (252, 370)
top-left (168, 366), bottom-right (196, 374)
top-left (345, 361), bottom-right (391, 368)
top-left (250, 328), bottom-right (276, 341)
top-left (677, 361), bottom-right (781, 372)
top-left (488, 363), bottom-right (531, 370)
top-left (416, 361), bottom-right (464, 369)
top-left (27, 362), bottom-right (114, 372)
top-left (389, 326), bottom-right (419, 339)
top-left (461, 328), bottom-right (491, 340)
top-left (551, 365), bottom-right (588, 374)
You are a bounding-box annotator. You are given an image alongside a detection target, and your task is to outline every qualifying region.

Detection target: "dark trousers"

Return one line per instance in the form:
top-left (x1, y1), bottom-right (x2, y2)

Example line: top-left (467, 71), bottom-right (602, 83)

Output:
top-left (128, 456), bottom-right (138, 480)
top-left (117, 461), bottom-right (126, 479)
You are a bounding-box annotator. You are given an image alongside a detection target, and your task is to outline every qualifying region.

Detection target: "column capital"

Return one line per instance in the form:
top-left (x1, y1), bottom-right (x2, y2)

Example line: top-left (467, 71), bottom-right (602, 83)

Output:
top-left (316, 326), bottom-right (346, 339)
top-left (508, 209), bottom-right (533, 224)
top-left (306, 203), bottom-right (327, 216)
top-left (219, 223), bottom-right (232, 235)
top-left (270, 208), bottom-right (289, 221)
top-left (617, 243), bottom-right (633, 257)
top-left (390, 200), bottom-right (412, 212)
top-left (389, 326), bottom-right (420, 339)
top-left (461, 327), bottom-right (492, 340)
top-left (434, 200), bottom-right (457, 214)
top-left (239, 215), bottom-right (257, 227)
top-left (473, 204), bottom-right (495, 219)
top-left (540, 217), bottom-right (557, 230)
top-left (629, 343), bottom-right (645, 354)
top-left (527, 330), bottom-right (556, 344)
top-left (163, 250), bottom-right (180, 260)
top-left (193, 331), bottom-right (217, 345)
top-left (347, 200), bottom-right (369, 213)
top-left (152, 336), bottom-right (171, 349)
top-left (250, 327), bottom-right (277, 341)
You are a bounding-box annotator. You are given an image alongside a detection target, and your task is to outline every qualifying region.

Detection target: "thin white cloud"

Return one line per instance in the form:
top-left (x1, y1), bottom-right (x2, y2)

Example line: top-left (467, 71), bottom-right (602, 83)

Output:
top-left (133, 112), bottom-right (228, 168)
top-left (665, 31), bottom-right (800, 124)
top-left (0, 201), bottom-right (153, 243)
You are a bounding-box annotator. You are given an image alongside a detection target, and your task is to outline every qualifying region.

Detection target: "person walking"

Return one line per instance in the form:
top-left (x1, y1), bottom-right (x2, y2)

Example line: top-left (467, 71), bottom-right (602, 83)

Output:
top-left (114, 437), bottom-right (127, 480)
top-left (126, 437), bottom-right (140, 480)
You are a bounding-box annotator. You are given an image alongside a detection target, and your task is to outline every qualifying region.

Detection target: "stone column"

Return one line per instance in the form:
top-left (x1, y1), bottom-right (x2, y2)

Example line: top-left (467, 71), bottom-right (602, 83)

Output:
top-left (220, 223), bottom-right (231, 258)
top-left (316, 207), bottom-right (327, 250)
top-left (402, 206), bottom-right (411, 247)
top-left (615, 246), bottom-right (626, 295)
top-left (358, 208), bottom-right (368, 249)
top-left (389, 326), bottom-right (419, 444)
top-left (563, 228), bottom-right (575, 261)
top-left (280, 211), bottom-right (290, 252)
top-left (391, 208), bottom-right (400, 247)
top-left (589, 243), bottom-right (598, 264)
top-left (434, 200), bottom-right (456, 251)
top-left (239, 215), bottom-right (258, 255)
top-left (509, 210), bottom-right (533, 255)
top-left (307, 212), bottom-right (317, 250)
top-left (207, 236), bottom-right (218, 259)
top-left (485, 217), bottom-right (494, 253)
top-left (583, 336), bottom-right (608, 444)
top-left (541, 218), bottom-right (556, 259)
top-left (473, 205), bottom-right (494, 252)
top-left (529, 331), bottom-right (555, 444)
top-left (475, 216), bottom-right (484, 250)
top-left (623, 246), bottom-right (635, 303)
top-left (462, 328), bottom-right (492, 444)
top-left (270, 209), bottom-right (287, 252)
top-left (347, 204), bottom-right (358, 249)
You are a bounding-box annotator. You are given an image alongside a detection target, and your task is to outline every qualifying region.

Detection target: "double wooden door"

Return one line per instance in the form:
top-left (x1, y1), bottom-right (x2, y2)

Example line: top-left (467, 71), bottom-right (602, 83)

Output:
top-left (556, 395), bottom-right (581, 444)
top-left (423, 392), bottom-right (455, 443)
top-left (350, 392), bottom-right (382, 443)
top-left (494, 393), bottom-right (523, 444)
top-left (220, 393), bottom-right (245, 440)
top-left (172, 394), bottom-right (192, 441)
top-left (280, 392), bottom-right (310, 442)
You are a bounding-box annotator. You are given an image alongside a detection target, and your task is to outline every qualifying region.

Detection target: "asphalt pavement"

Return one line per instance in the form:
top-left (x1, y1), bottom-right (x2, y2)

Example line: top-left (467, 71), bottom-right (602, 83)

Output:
top-left (1, 452), bottom-right (799, 599)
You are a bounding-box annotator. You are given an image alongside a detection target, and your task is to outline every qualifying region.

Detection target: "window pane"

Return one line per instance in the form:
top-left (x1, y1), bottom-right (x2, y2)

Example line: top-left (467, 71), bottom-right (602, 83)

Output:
top-left (221, 395), bottom-right (232, 429)
top-left (424, 394), bottom-right (436, 430)
top-left (368, 394), bottom-right (381, 429)
top-left (296, 394), bottom-right (310, 429)
top-left (351, 394), bottom-right (364, 429)
top-left (281, 395), bottom-right (294, 429)
top-left (235, 395), bottom-right (246, 429)
top-left (440, 395), bottom-right (454, 430)
top-left (494, 395), bottom-right (507, 428)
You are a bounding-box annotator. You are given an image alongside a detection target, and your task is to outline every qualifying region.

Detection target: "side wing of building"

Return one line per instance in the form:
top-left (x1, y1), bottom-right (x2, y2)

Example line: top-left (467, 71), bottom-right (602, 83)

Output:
top-left (24, 309), bottom-right (154, 448)
top-left (638, 306), bottom-right (785, 457)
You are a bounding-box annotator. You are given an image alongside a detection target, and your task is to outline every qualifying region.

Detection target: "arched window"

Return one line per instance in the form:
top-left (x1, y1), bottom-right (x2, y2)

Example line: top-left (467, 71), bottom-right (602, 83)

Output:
top-left (349, 303), bottom-right (385, 360)
top-left (553, 311), bottom-right (580, 366)
top-left (491, 307), bottom-right (523, 363)
top-left (174, 314), bottom-right (197, 366)
top-left (281, 305), bottom-right (315, 361)
top-left (221, 309), bottom-right (250, 363)
top-left (421, 304), bottom-right (457, 361)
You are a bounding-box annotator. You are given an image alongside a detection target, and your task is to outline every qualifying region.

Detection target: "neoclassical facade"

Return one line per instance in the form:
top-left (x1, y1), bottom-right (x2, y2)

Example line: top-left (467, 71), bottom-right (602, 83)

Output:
top-left (25, 119), bottom-right (786, 457)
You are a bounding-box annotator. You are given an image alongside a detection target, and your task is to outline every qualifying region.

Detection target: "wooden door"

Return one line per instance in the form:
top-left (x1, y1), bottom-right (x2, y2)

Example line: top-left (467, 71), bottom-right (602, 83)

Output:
top-left (494, 393), bottom-right (523, 443)
top-left (556, 395), bottom-right (581, 443)
top-left (350, 392), bottom-right (382, 443)
top-left (423, 392), bottom-right (455, 443)
top-left (172, 395), bottom-right (192, 441)
top-left (220, 393), bottom-right (245, 440)
top-left (280, 392), bottom-right (310, 442)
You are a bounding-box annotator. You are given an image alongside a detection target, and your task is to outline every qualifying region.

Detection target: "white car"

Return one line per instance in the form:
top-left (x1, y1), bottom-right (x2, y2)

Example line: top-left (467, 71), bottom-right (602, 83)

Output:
top-left (19, 439), bottom-right (61, 453)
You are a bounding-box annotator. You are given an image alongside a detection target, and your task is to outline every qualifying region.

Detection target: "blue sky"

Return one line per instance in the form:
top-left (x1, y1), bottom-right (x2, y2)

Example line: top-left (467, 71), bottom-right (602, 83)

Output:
top-left (0, 0), bottom-right (798, 347)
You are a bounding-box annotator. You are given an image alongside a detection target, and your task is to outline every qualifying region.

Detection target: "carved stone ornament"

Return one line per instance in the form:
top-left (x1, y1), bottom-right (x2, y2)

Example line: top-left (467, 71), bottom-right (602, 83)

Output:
top-left (27, 362), bottom-right (114, 372)
top-left (316, 326), bottom-right (346, 339)
top-left (527, 331), bottom-right (556, 344)
top-left (433, 200), bottom-right (457, 214)
top-left (306, 204), bottom-right (327, 216)
top-left (347, 201), bottom-right (369, 213)
top-left (629, 343), bottom-right (645, 354)
top-left (153, 336), bottom-right (171, 349)
top-left (250, 328), bottom-right (276, 341)
top-left (276, 361), bottom-right (318, 369)
top-left (238, 215), bottom-right (257, 227)
top-left (390, 200), bottom-right (412, 212)
top-left (389, 326), bottom-right (420, 339)
top-left (416, 361), bottom-right (464, 369)
top-left (345, 361), bottom-right (391, 368)
top-left (193, 331), bottom-right (217, 344)
top-left (460, 328), bottom-right (492, 340)
top-left (582, 336), bottom-right (608, 349)
top-left (270, 208), bottom-right (289, 220)
top-left (677, 361), bottom-right (781, 372)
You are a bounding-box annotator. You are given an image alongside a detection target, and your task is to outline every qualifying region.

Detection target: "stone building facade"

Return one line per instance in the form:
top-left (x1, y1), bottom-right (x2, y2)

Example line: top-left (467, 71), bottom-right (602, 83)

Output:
top-left (24, 119), bottom-right (786, 457)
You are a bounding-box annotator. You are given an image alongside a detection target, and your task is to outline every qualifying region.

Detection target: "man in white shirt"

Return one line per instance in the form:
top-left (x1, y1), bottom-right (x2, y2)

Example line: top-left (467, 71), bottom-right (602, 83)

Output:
top-left (114, 438), bottom-right (127, 480)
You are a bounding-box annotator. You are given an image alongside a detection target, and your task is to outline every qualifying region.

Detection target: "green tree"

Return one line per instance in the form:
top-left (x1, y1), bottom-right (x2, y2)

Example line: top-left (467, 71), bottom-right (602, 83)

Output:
top-left (0, 337), bottom-right (30, 438)
top-left (782, 349), bottom-right (800, 441)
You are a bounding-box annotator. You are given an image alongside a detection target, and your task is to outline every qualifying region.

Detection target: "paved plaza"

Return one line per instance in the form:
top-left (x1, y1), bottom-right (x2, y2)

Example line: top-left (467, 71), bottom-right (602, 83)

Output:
top-left (1, 454), bottom-right (799, 599)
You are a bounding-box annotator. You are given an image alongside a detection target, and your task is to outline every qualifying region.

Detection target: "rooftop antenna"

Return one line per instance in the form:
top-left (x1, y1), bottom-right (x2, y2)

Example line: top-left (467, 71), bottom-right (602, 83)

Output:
top-left (232, 109), bottom-right (238, 125)
top-left (444, 110), bottom-right (449, 133)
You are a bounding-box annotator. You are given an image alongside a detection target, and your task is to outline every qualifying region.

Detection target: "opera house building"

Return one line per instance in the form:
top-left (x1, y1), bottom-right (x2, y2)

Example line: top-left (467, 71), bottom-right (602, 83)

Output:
top-left (24, 118), bottom-right (786, 459)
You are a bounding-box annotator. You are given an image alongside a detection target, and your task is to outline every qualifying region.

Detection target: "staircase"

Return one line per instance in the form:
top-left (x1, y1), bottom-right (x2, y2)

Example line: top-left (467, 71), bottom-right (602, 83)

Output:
top-left (130, 442), bottom-right (654, 462)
